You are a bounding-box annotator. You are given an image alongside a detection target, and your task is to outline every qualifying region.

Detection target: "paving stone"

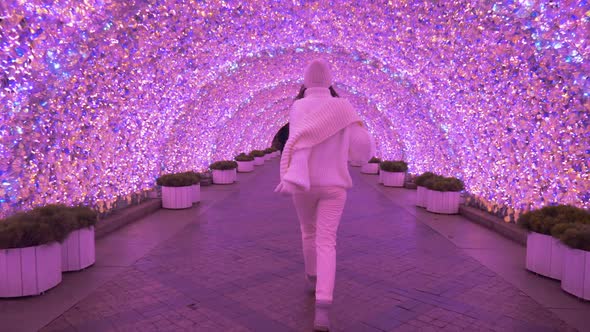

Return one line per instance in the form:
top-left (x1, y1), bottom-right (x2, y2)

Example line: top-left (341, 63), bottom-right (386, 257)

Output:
top-left (37, 161), bottom-right (576, 332)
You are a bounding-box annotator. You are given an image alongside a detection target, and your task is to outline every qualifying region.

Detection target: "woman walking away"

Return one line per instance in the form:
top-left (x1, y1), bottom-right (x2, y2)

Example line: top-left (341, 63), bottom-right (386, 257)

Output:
top-left (275, 59), bottom-right (374, 331)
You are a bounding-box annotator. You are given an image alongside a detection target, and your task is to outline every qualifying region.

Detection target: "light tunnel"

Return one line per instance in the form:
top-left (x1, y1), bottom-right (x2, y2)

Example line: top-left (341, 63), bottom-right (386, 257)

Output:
top-left (0, 1), bottom-right (588, 220)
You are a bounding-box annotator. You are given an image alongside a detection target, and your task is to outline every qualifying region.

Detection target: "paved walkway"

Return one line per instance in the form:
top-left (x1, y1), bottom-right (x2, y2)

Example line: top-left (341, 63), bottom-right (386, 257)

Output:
top-left (1, 158), bottom-right (587, 331)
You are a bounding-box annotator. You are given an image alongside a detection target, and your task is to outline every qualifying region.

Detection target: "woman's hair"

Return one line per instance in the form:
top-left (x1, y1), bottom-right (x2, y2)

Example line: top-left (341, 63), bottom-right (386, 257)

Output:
top-left (295, 85), bottom-right (340, 100)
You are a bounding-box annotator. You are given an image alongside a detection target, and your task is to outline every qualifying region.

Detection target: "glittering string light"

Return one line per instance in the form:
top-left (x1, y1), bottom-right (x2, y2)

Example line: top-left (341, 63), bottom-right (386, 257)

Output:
top-left (0, 1), bottom-right (588, 219)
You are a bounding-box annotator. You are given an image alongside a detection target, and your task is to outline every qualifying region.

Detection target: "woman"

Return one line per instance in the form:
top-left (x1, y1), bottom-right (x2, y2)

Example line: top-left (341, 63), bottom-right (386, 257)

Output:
top-left (275, 59), bottom-right (373, 331)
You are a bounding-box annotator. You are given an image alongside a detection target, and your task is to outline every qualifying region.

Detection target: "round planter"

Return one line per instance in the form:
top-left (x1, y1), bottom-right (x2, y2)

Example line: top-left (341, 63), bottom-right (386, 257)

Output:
top-left (162, 186), bottom-right (193, 209)
top-left (192, 184), bottom-right (201, 203)
top-left (416, 186), bottom-right (428, 208)
top-left (561, 246), bottom-right (590, 300)
top-left (426, 190), bottom-right (460, 214)
top-left (350, 160), bottom-right (363, 167)
top-left (382, 171), bottom-right (405, 187)
top-left (361, 163), bottom-right (379, 174)
top-left (237, 161), bottom-right (254, 173)
top-left (62, 227), bottom-right (95, 272)
top-left (525, 232), bottom-right (564, 280)
top-left (0, 242), bottom-right (62, 297)
top-left (212, 169), bottom-right (236, 184)
top-left (253, 157), bottom-right (264, 166)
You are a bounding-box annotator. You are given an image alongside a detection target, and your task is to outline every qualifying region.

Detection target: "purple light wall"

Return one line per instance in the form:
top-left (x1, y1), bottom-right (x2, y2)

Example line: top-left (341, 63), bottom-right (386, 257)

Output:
top-left (0, 1), bottom-right (588, 220)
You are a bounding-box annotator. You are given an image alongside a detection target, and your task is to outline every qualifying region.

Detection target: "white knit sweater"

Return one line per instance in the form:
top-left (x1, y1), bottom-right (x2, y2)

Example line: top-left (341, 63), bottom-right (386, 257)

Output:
top-left (275, 87), bottom-right (374, 194)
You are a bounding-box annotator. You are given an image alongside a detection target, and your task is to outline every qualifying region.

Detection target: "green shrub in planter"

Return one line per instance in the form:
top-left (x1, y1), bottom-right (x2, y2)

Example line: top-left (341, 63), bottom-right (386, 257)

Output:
top-left (0, 205), bottom-right (98, 249)
top-left (368, 157), bottom-right (381, 164)
top-left (156, 173), bottom-right (195, 187)
top-left (0, 214), bottom-right (60, 249)
top-left (235, 153), bottom-right (255, 161)
top-left (250, 150), bottom-right (265, 158)
top-left (380, 161), bottom-right (408, 172)
top-left (210, 160), bottom-right (238, 170)
top-left (559, 223), bottom-right (590, 251)
top-left (427, 176), bottom-right (464, 192)
top-left (181, 171), bottom-right (201, 184)
top-left (518, 205), bottom-right (590, 236)
top-left (66, 206), bottom-right (98, 230)
top-left (415, 172), bottom-right (437, 187)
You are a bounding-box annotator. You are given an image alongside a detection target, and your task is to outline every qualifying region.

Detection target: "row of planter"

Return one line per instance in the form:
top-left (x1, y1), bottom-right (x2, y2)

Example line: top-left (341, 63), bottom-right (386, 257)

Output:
top-left (157, 149), bottom-right (280, 209)
top-left (0, 205), bottom-right (97, 298)
top-left (519, 205), bottom-right (590, 300)
top-left (355, 160), bottom-right (464, 215)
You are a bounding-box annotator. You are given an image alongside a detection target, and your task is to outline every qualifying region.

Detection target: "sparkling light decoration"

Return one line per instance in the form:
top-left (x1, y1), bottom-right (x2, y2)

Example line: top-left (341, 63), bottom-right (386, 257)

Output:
top-left (0, 1), bottom-right (588, 219)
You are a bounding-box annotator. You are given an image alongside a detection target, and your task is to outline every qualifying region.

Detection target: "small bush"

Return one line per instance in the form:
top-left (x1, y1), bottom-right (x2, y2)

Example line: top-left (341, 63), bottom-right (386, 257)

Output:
top-left (264, 148), bottom-right (275, 154)
top-left (156, 173), bottom-right (195, 187)
top-left (559, 224), bottom-right (590, 252)
top-left (368, 157), bottom-right (381, 164)
top-left (380, 161), bottom-right (408, 172)
top-left (518, 205), bottom-right (590, 235)
top-left (210, 160), bottom-right (238, 170)
top-left (0, 205), bottom-right (98, 249)
top-left (426, 176), bottom-right (464, 192)
top-left (250, 150), bottom-right (265, 158)
top-left (235, 153), bottom-right (254, 162)
top-left (68, 206), bottom-right (98, 229)
top-left (182, 171), bottom-right (201, 184)
top-left (415, 172), bottom-right (437, 187)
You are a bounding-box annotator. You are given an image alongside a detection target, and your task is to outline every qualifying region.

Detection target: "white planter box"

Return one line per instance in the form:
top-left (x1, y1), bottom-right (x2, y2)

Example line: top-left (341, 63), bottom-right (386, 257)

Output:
top-left (237, 161), bottom-right (254, 173)
top-left (426, 190), bottom-right (460, 214)
top-left (264, 154), bottom-right (272, 161)
top-left (212, 169), bottom-right (236, 184)
top-left (561, 246), bottom-right (590, 300)
top-left (0, 242), bottom-right (62, 297)
top-left (525, 232), bottom-right (564, 280)
top-left (274, 151), bottom-right (280, 158)
top-left (382, 171), bottom-right (405, 187)
top-left (416, 186), bottom-right (428, 208)
top-left (361, 163), bottom-right (379, 174)
top-left (378, 171), bottom-right (383, 184)
top-left (350, 160), bottom-right (363, 167)
top-left (254, 157), bottom-right (264, 166)
top-left (162, 186), bottom-right (193, 209)
top-left (62, 227), bottom-right (95, 272)
top-left (192, 184), bottom-right (201, 203)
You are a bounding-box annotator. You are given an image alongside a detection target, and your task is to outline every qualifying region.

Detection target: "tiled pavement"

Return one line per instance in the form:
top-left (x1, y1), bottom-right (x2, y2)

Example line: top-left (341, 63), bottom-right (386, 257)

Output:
top-left (3, 158), bottom-right (584, 331)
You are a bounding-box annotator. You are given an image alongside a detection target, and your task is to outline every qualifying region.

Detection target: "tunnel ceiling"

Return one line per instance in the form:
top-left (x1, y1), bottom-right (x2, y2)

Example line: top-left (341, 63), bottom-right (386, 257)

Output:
top-left (0, 1), bottom-right (588, 218)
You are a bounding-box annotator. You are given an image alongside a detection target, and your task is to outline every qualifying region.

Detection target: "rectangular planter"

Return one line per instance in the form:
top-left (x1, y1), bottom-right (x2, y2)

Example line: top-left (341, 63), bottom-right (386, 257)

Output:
top-left (382, 171), bottom-right (405, 187)
top-left (192, 184), bottom-right (201, 203)
top-left (212, 169), bottom-right (236, 184)
top-left (525, 232), bottom-right (564, 280)
top-left (162, 186), bottom-right (193, 209)
top-left (561, 246), bottom-right (590, 300)
top-left (62, 227), bottom-right (96, 272)
top-left (0, 242), bottom-right (62, 297)
top-left (416, 186), bottom-right (428, 208)
top-left (237, 161), bottom-right (254, 172)
top-left (426, 190), bottom-right (460, 214)
top-left (361, 163), bottom-right (379, 174)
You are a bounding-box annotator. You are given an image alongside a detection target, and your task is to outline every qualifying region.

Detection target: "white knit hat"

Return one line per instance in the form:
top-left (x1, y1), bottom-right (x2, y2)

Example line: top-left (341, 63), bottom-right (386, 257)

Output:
top-left (304, 59), bottom-right (332, 88)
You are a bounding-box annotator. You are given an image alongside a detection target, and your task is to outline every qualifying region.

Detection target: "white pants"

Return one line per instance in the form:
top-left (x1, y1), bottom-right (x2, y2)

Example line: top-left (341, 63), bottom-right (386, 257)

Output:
top-left (292, 186), bottom-right (347, 302)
